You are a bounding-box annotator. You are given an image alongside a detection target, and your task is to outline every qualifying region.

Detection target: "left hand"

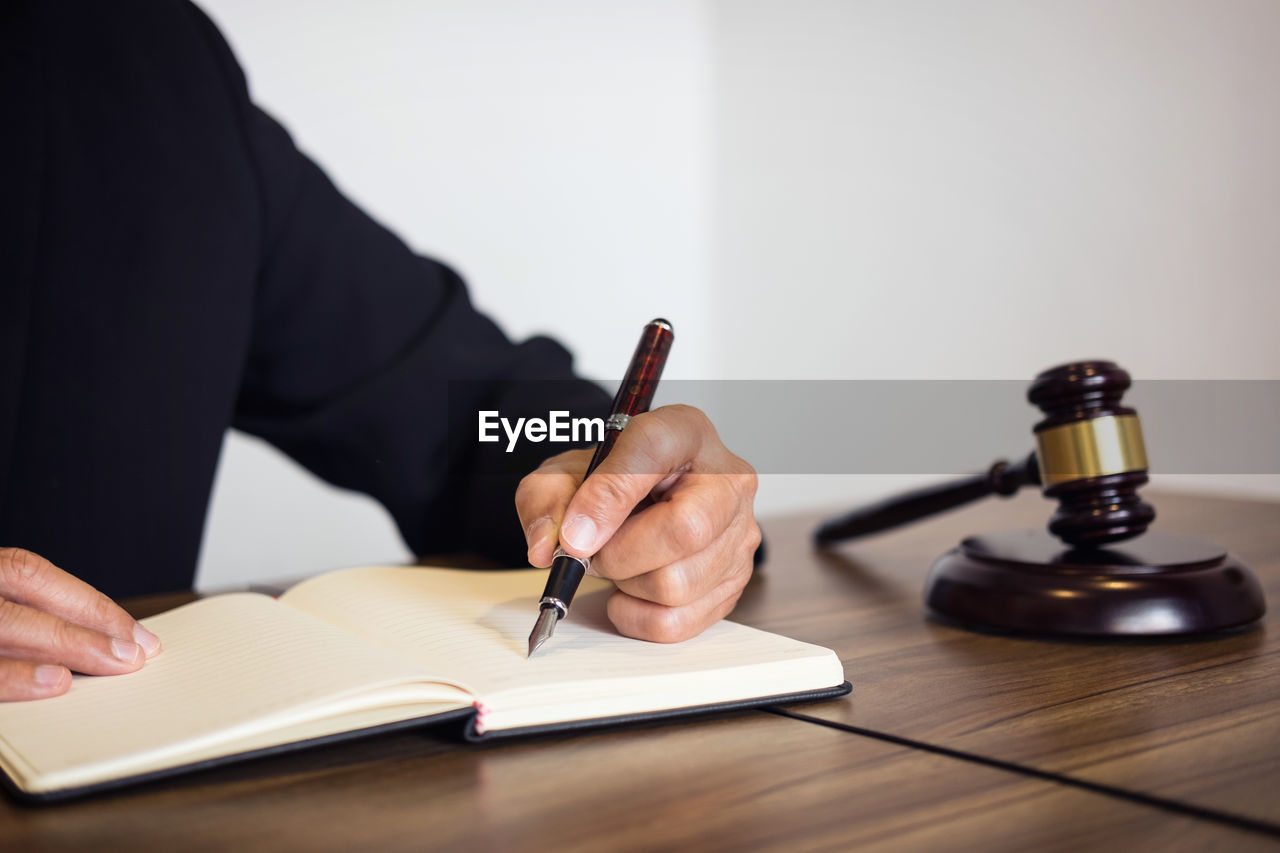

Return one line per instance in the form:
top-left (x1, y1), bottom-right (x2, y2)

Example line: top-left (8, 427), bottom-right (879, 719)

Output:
top-left (515, 404), bottom-right (759, 643)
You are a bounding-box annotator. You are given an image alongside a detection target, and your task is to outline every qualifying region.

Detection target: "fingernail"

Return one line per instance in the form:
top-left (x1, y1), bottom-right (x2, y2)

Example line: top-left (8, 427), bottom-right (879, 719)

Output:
top-left (111, 637), bottom-right (142, 663)
top-left (133, 623), bottom-right (162, 658)
top-left (34, 665), bottom-right (65, 686)
top-left (560, 515), bottom-right (599, 553)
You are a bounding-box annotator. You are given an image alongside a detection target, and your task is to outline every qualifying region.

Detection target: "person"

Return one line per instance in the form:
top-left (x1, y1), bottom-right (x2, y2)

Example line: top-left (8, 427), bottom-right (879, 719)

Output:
top-left (0, 1), bottom-right (758, 701)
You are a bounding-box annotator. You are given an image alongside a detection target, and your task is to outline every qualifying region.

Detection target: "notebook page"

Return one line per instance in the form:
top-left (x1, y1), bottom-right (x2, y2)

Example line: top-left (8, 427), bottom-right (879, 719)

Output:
top-left (0, 593), bottom-right (470, 792)
top-left (281, 567), bottom-right (844, 731)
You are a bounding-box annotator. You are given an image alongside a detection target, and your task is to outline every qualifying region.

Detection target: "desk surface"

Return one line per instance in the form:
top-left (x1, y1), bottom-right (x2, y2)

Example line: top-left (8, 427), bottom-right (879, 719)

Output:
top-left (1, 490), bottom-right (1277, 850)
top-left (1, 701), bottom-right (1272, 852)
top-left (745, 490), bottom-right (1280, 833)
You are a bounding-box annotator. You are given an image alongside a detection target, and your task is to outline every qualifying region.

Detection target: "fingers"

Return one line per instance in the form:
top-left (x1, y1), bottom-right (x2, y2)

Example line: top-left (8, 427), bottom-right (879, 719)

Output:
top-left (514, 449), bottom-right (592, 567)
top-left (0, 548), bottom-right (162, 701)
top-left (0, 659), bottom-right (71, 701)
top-left (607, 569), bottom-right (749, 644)
top-left (592, 467), bottom-right (756, 581)
top-left (0, 548), bottom-right (155, 647)
top-left (596, 455), bottom-right (759, 643)
top-left (0, 598), bottom-right (148, 675)
top-left (558, 406), bottom-right (719, 560)
top-left (609, 510), bottom-right (761, 608)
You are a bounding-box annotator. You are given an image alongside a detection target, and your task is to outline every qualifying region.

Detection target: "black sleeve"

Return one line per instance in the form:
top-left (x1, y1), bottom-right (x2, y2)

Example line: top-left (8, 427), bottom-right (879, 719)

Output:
top-left (183, 3), bottom-right (610, 564)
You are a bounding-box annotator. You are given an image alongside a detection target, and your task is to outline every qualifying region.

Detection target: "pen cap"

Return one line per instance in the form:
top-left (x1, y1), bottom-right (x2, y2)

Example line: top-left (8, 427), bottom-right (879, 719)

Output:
top-left (610, 319), bottom-right (674, 417)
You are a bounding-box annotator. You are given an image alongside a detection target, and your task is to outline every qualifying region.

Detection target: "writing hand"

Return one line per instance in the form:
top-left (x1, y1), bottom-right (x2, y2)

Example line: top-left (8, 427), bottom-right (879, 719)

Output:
top-left (516, 405), bottom-right (760, 642)
top-left (0, 548), bottom-right (162, 701)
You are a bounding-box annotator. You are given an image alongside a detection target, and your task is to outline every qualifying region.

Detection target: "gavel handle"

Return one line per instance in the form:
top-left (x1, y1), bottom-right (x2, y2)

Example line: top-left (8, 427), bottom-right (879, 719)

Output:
top-left (813, 452), bottom-right (1040, 547)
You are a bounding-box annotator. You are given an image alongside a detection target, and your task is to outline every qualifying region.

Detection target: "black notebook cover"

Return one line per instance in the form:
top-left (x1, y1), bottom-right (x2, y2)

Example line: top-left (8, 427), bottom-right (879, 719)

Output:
top-left (5, 682), bottom-right (851, 804)
top-left (463, 682), bottom-right (853, 741)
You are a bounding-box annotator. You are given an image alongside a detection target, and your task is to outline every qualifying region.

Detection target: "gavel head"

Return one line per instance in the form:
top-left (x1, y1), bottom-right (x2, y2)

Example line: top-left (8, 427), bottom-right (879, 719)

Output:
top-left (1028, 361), bottom-right (1156, 547)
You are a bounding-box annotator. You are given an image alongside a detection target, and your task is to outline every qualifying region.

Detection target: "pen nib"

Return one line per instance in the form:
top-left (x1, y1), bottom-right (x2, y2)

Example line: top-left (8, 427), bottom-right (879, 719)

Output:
top-left (527, 607), bottom-right (558, 658)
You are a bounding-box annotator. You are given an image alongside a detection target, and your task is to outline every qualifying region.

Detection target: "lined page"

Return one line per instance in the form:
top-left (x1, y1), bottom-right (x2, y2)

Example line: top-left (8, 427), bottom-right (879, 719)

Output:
top-left (282, 567), bottom-right (844, 731)
top-left (0, 593), bottom-right (469, 792)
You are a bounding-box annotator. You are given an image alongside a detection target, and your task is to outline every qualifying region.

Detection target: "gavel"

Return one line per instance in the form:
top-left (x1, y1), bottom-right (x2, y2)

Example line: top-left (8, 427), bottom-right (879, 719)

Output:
top-left (815, 361), bottom-right (1155, 547)
top-left (814, 360), bottom-right (1265, 636)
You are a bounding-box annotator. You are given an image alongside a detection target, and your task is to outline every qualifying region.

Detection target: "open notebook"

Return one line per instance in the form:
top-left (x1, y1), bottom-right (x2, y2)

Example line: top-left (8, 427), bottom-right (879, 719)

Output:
top-left (0, 566), bottom-right (848, 801)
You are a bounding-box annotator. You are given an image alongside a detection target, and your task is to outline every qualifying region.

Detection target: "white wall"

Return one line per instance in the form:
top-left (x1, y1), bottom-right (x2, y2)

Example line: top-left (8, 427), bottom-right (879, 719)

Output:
top-left (713, 0), bottom-right (1280, 380)
top-left (711, 0), bottom-right (1280, 513)
top-left (195, 1), bottom-right (1278, 590)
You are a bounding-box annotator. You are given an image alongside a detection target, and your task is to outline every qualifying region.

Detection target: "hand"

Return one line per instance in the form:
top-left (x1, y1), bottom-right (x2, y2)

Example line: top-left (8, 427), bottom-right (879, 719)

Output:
top-left (516, 405), bottom-right (760, 643)
top-left (0, 548), bottom-right (162, 701)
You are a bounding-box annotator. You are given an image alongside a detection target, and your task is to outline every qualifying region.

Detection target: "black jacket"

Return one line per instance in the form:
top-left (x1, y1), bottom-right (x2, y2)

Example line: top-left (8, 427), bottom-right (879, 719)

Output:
top-left (0, 1), bottom-right (607, 597)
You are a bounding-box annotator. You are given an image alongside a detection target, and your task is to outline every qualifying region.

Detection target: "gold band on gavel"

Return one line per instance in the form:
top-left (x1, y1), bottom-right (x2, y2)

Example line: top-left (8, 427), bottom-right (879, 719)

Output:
top-left (1035, 414), bottom-right (1149, 486)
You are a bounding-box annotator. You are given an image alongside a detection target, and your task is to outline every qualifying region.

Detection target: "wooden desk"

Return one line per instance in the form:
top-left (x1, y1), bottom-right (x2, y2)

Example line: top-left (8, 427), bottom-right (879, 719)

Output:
top-left (1, 704), bottom-right (1272, 851)
top-left (0, 491), bottom-right (1277, 850)
top-left (746, 490), bottom-right (1280, 834)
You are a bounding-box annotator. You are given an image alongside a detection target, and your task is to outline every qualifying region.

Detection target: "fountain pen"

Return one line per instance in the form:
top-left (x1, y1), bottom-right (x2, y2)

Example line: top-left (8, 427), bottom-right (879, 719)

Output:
top-left (527, 318), bottom-right (675, 657)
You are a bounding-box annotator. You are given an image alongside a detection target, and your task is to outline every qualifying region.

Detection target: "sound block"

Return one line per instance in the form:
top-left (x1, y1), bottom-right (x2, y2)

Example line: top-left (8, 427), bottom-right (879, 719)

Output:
top-left (925, 529), bottom-right (1266, 636)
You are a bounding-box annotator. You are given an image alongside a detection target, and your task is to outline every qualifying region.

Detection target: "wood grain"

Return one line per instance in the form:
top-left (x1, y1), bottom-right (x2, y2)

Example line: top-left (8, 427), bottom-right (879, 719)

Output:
top-left (743, 490), bottom-right (1280, 830)
top-left (0, 710), bottom-right (1272, 852)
